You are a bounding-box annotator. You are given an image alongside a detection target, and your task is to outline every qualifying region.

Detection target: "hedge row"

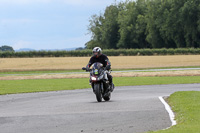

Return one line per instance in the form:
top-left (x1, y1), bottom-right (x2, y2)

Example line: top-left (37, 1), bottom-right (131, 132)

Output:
top-left (1, 48), bottom-right (200, 58)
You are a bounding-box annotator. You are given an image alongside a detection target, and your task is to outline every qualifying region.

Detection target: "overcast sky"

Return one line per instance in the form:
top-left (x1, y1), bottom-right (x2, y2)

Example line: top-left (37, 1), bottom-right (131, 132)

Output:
top-left (0, 0), bottom-right (126, 50)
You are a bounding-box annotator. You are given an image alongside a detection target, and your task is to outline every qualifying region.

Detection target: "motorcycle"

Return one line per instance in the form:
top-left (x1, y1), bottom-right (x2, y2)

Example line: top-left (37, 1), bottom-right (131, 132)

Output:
top-left (82, 62), bottom-right (114, 102)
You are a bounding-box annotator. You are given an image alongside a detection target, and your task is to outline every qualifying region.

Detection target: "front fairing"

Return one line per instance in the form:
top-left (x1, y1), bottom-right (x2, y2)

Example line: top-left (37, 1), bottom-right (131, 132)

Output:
top-left (91, 62), bottom-right (103, 76)
top-left (90, 63), bottom-right (104, 81)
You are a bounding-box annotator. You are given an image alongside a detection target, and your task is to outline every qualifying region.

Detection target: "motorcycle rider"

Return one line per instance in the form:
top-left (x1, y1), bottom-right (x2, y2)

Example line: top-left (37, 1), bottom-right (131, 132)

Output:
top-left (85, 47), bottom-right (114, 92)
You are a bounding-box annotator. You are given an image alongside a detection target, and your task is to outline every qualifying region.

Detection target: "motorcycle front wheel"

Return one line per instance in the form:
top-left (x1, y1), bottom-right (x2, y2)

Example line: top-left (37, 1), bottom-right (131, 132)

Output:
top-left (94, 83), bottom-right (102, 102)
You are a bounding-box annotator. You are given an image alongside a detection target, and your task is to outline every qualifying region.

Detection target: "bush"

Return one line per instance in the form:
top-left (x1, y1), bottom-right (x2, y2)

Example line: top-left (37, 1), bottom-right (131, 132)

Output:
top-left (1, 48), bottom-right (200, 58)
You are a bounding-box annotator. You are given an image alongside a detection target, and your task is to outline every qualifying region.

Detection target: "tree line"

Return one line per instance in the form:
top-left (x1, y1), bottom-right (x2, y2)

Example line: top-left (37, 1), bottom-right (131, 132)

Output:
top-left (86, 0), bottom-right (200, 49)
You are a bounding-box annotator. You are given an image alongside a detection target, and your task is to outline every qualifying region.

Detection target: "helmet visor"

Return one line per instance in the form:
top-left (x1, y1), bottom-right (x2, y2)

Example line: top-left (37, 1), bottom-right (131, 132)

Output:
top-left (93, 52), bottom-right (98, 56)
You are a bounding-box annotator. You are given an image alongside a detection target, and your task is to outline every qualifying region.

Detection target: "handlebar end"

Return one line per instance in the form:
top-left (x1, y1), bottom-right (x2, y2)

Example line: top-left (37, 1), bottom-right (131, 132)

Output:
top-left (82, 67), bottom-right (86, 70)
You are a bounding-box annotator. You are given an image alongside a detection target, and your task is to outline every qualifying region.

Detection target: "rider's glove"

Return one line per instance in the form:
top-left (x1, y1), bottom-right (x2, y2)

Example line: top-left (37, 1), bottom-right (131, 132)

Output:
top-left (86, 66), bottom-right (90, 71)
top-left (106, 65), bottom-right (111, 70)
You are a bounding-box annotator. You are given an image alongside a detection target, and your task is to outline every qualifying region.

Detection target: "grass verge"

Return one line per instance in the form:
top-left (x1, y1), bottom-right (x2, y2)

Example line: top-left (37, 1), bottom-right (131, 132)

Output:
top-left (1, 76), bottom-right (200, 95)
top-left (0, 70), bottom-right (83, 75)
top-left (0, 66), bottom-right (200, 75)
top-left (148, 91), bottom-right (200, 133)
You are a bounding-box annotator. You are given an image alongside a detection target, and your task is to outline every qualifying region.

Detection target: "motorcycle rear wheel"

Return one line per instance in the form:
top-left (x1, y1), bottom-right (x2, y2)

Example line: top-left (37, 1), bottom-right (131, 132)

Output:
top-left (103, 92), bottom-right (111, 101)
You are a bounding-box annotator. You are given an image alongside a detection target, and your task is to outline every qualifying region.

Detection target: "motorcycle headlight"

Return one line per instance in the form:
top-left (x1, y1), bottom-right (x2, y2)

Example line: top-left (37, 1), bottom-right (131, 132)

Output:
top-left (91, 76), bottom-right (97, 81)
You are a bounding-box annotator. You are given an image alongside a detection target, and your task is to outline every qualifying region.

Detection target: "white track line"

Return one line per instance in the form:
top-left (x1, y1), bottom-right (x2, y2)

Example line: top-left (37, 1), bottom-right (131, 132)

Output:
top-left (159, 96), bottom-right (177, 128)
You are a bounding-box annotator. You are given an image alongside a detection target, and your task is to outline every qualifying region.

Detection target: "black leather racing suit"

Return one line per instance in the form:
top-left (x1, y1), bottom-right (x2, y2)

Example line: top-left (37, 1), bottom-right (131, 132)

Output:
top-left (86, 54), bottom-right (113, 84)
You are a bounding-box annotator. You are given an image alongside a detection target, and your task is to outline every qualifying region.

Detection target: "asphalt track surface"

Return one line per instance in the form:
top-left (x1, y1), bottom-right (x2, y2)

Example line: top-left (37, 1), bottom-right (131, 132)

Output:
top-left (0, 84), bottom-right (200, 133)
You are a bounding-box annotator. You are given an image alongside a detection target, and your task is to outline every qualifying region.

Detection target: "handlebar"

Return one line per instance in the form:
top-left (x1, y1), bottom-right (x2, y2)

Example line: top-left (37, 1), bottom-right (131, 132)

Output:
top-left (82, 67), bottom-right (92, 72)
top-left (82, 67), bottom-right (112, 72)
top-left (82, 67), bottom-right (86, 70)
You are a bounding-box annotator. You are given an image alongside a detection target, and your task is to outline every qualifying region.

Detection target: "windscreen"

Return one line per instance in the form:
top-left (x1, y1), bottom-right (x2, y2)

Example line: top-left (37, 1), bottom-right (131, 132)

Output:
top-left (91, 62), bottom-right (103, 75)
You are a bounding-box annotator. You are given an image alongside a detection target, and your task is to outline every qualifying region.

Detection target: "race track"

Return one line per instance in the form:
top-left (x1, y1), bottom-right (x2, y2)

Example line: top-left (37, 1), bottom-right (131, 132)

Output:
top-left (0, 84), bottom-right (200, 133)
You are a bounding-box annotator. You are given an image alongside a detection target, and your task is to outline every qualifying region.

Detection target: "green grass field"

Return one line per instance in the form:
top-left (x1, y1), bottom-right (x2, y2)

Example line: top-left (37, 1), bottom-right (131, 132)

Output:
top-left (148, 91), bottom-right (200, 133)
top-left (1, 76), bottom-right (200, 95)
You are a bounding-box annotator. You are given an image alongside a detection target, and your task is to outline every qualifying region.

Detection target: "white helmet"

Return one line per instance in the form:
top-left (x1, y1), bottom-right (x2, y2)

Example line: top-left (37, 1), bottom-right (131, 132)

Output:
top-left (92, 47), bottom-right (102, 57)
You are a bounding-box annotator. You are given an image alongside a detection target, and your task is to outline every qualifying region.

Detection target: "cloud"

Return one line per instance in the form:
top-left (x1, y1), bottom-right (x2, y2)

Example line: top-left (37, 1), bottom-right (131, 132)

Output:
top-left (39, 35), bottom-right (90, 49)
top-left (12, 41), bottom-right (32, 50)
top-left (0, 0), bottom-right (127, 50)
top-left (61, 0), bottom-right (115, 6)
top-left (64, 35), bottom-right (91, 47)
top-left (0, 0), bottom-right (117, 6)
top-left (0, 0), bottom-right (51, 5)
top-left (0, 19), bottom-right (38, 24)
top-left (22, 34), bottom-right (91, 50)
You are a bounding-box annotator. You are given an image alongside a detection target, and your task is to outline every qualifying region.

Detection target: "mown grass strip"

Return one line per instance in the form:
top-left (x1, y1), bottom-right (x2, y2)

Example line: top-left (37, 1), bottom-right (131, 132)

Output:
top-left (148, 91), bottom-right (200, 133)
top-left (1, 76), bottom-right (200, 95)
top-left (0, 70), bottom-right (83, 75)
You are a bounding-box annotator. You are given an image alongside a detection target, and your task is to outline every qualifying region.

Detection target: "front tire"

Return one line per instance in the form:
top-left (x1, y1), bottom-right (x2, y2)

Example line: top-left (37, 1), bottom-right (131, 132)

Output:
top-left (94, 83), bottom-right (102, 102)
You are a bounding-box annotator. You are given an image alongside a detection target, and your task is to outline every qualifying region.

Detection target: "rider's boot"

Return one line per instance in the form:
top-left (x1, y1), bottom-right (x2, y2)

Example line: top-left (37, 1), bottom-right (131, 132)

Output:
top-left (89, 79), bottom-right (92, 85)
top-left (109, 82), bottom-right (114, 92)
top-left (89, 79), bottom-right (95, 93)
top-left (107, 74), bottom-right (114, 92)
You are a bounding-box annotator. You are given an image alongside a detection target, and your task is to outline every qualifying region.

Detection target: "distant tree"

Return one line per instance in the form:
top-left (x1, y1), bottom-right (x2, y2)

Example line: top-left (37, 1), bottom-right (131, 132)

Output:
top-left (118, 0), bottom-right (149, 48)
top-left (75, 47), bottom-right (85, 50)
top-left (145, 0), bottom-right (167, 48)
top-left (101, 5), bottom-right (120, 49)
top-left (179, 0), bottom-right (200, 47)
top-left (86, 14), bottom-right (104, 49)
top-left (0, 45), bottom-right (14, 52)
top-left (86, 4), bottom-right (121, 49)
